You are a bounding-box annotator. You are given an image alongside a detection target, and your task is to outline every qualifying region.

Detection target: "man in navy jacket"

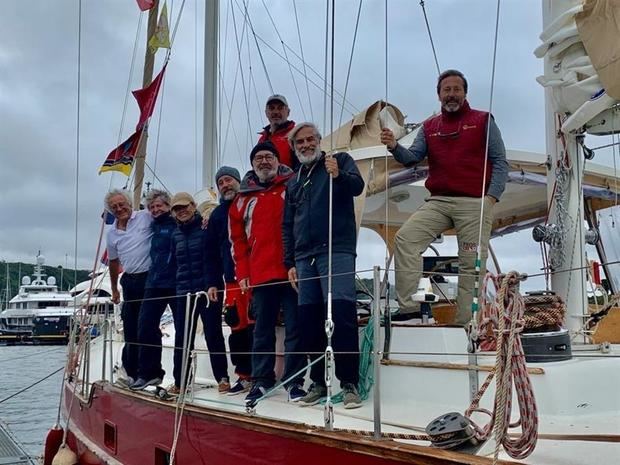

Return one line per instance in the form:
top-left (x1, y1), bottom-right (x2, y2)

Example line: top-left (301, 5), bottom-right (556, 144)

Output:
top-left (282, 122), bottom-right (365, 409)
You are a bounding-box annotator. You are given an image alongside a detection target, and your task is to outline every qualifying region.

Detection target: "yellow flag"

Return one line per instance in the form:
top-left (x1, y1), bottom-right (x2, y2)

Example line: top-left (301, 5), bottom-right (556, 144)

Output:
top-left (148, 2), bottom-right (171, 53)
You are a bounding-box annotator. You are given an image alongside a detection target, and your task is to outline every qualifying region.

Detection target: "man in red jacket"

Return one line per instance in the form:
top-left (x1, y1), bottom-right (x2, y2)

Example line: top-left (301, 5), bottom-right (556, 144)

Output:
top-left (258, 94), bottom-right (298, 170)
top-left (380, 69), bottom-right (508, 326)
top-left (229, 141), bottom-right (307, 406)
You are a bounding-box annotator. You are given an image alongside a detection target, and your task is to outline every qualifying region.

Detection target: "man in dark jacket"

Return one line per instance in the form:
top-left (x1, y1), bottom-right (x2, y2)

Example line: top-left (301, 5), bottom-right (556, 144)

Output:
top-left (131, 189), bottom-right (177, 390)
top-left (229, 142), bottom-right (306, 406)
top-left (206, 166), bottom-right (254, 395)
top-left (282, 122), bottom-right (365, 409)
top-left (170, 192), bottom-right (229, 393)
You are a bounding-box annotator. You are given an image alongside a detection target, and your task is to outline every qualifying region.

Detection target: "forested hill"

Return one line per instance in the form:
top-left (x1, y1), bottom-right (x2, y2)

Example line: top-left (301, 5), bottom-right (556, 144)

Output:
top-left (0, 261), bottom-right (91, 301)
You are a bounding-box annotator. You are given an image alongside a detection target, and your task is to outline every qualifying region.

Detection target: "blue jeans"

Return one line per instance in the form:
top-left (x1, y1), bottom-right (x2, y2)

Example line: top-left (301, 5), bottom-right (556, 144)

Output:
top-left (251, 281), bottom-right (305, 388)
top-left (296, 253), bottom-right (359, 387)
top-left (137, 287), bottom-right (176, 380)
top-left (172, 294), bottom-right (228, 387)
top-left (119, 272), bottom-right (148, 379)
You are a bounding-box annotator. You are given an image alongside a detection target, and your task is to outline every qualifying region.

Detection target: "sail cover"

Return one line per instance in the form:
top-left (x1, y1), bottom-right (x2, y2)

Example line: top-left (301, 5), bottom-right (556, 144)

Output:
top-left (576, 0), bottom-right (620, 100)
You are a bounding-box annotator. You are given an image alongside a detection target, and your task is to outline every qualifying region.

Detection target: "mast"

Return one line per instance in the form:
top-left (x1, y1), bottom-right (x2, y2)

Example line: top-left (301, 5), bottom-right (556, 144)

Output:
top-left (542, 0), bottom-right (588, 338)
top-left (133, 0), bottom-right (160, 209)
top-left (202, 0), bottom-right (219, 189)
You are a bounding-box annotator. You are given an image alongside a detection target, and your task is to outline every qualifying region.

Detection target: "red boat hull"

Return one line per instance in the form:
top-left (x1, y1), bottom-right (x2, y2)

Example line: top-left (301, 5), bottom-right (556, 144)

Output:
top-left (61, 381), bottom-right (508, 465)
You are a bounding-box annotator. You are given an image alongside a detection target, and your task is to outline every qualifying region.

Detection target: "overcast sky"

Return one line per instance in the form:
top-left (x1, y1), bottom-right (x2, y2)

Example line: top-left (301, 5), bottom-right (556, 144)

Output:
top-left (0, 1), bottom-right (616, 291)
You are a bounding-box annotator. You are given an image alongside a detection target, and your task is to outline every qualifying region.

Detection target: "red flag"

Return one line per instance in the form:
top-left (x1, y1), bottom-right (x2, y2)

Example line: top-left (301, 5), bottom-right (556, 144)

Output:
top-left (136, 0), bottom-right (155, 11)
top-left (99, 129), bottom-right (144, 176)
top-left (132, 63), bottom-right (167, 129)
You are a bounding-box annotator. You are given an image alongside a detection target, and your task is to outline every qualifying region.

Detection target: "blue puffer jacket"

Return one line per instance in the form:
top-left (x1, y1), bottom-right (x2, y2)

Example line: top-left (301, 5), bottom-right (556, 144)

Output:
top-left (171, 213), bottom-right (222, 295)
top-left (145, 212), bottom-right (177, 289)
top-left (205, 199), bottom-right (235, 288)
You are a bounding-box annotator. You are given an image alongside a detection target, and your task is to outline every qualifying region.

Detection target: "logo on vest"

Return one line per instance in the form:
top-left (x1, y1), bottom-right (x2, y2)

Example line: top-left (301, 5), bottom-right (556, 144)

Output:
top-left (462, 124), bottom-right (477, 130)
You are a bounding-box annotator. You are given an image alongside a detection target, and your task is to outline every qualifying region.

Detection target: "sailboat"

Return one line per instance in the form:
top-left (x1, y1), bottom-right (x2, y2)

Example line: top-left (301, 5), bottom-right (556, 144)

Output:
top-left (44, 0), bottom-right (620, 464)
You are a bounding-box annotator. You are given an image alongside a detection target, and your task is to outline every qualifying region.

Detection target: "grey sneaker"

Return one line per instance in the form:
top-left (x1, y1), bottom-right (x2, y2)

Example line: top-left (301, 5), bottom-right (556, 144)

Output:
top-left (298, 383), bottom-right (327, 407)
top-left (342, 383), bottom-right (362, 409)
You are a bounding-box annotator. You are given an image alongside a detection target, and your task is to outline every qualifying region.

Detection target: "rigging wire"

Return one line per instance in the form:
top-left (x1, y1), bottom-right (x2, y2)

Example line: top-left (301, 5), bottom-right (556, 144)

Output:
top-left (418, 0), bottom-right (441, 75)
top-left (473, 0), bottom-right (502, 325)
top-left (230, 1), bottom-right (255, 151)
top-left (337, 0), bottom-right (363, 129)
top-left (260, 0), bottom-right (307, 121)
top-left (194, 0), bottom-right (199, 191)
top-left (293, 0), bottom-right (315, 122)
top-left (240, 0), bottom-right (273, 93)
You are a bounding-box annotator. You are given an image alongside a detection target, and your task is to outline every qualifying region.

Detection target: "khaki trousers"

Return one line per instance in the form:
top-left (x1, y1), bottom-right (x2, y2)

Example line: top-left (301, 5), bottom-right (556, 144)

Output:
top-left (394, 196), bottom-right (494, 325)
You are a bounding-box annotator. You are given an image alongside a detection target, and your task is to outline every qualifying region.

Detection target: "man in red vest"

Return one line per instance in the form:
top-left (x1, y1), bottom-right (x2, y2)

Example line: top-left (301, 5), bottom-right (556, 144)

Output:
top-left (380, 69), bottom-right (508, 326)
top-left (258, 94), bottom-right (299, 170)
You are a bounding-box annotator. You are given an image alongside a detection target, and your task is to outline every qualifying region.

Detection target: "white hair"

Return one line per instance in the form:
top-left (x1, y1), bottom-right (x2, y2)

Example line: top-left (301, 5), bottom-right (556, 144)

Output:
top-left (287, 122), bottom-right (322, 148)
top-left (104, 189), bottom-right (132, 211)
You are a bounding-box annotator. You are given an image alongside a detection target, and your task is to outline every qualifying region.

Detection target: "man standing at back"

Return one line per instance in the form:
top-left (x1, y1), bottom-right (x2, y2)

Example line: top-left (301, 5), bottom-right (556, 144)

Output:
top-left (206, 166), bottom-right (254, 395)
top-left (105, 189), bottom-right (153, 386)
top-left (258, 94), bottom-right (298, 170)
top-left (380, 69), bottom-right (508, 326)
top-left (229, 141), bottom-right (306, 406)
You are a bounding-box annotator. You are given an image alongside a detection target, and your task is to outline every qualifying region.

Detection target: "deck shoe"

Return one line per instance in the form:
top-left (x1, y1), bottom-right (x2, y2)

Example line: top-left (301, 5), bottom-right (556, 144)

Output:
top-left (130, 377), bottom-right (163, 391)
top-left (287, 384), bottom-right (307, 402)
top-left (218, 377), bottom-right (231, 393)
top-left (116, 376), bottom-right (135, 388)
top-left (227, 378), bottom-right (251, 396)
top-left (342, 383), bottom-right (362, 409)
top-left (298, 383), bottom-right (327, 407)
top-left (245, 384), bottom-right (268, 406)
top-left (167, 384), bottom-right (181, 395)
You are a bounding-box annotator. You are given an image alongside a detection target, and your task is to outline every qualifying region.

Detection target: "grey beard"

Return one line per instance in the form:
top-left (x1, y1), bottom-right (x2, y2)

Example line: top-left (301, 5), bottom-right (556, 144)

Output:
top-left (296, 148), bottom-right (321, 165)
top-left (222, 190), bottom-right (237, 200)
top-left (257, 167), bottom-right (277, 183)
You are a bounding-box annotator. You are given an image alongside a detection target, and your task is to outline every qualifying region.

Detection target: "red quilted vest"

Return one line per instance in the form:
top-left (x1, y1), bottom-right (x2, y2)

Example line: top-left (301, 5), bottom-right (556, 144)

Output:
top-left (423, 101), bottom-right (491, 198)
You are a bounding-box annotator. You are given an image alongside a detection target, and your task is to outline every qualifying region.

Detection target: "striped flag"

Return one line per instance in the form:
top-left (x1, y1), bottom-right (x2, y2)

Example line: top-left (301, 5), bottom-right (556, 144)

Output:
top-left (99, 129), bottom-right (144, 176)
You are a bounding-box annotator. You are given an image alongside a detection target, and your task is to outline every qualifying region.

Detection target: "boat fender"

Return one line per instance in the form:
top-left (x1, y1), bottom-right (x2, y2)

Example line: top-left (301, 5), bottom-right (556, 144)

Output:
top-left (51, 445), bottom-right (78, 465)
top-left (43, 426), bottom-right (64, 465)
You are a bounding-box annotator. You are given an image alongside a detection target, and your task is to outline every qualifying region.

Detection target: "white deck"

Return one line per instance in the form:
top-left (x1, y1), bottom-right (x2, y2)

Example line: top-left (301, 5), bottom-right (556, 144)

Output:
top-left (76, 322), bottom-right (620, 465)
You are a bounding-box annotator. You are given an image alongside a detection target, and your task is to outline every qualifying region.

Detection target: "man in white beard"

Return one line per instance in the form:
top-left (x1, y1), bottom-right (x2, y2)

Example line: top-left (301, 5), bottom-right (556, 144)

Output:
top-left (282, 122), bottom-right (365, 409)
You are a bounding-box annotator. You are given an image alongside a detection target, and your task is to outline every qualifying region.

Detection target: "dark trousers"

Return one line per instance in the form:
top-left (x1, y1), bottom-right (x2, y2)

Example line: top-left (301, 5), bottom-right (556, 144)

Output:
top-left (119, 272), bottom-right (148, 379)
top-left (229, 326), bottom-right (253, 378)
top-left (251, 281), bottom-right (305, 388)
top-left (300, 300), bottom-right (359, 387)
top-left (136, 287), bottom-right (176, 380)
top-left (296, 253), bottom-right (360, 387)
top-left (172, 294), bottom-right (228, 387)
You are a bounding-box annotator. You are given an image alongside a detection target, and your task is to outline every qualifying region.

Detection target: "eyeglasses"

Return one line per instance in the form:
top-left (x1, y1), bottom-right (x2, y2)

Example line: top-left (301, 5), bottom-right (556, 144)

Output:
top-left (438, 123), bottom-right (461, 139)
top-left (294, 135), bottom-right (317, 145)
top-left (171, 204), bottom-right (191, 212)
top-left (253, 154), bottom-right (276, 163)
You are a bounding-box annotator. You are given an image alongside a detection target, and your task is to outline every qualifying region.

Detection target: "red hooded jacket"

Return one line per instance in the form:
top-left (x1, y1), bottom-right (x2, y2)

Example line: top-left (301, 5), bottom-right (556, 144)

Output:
top-left (228, 165), bottom-right (294, 286)
top-left (258, 120), bottom-right (299, 170)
